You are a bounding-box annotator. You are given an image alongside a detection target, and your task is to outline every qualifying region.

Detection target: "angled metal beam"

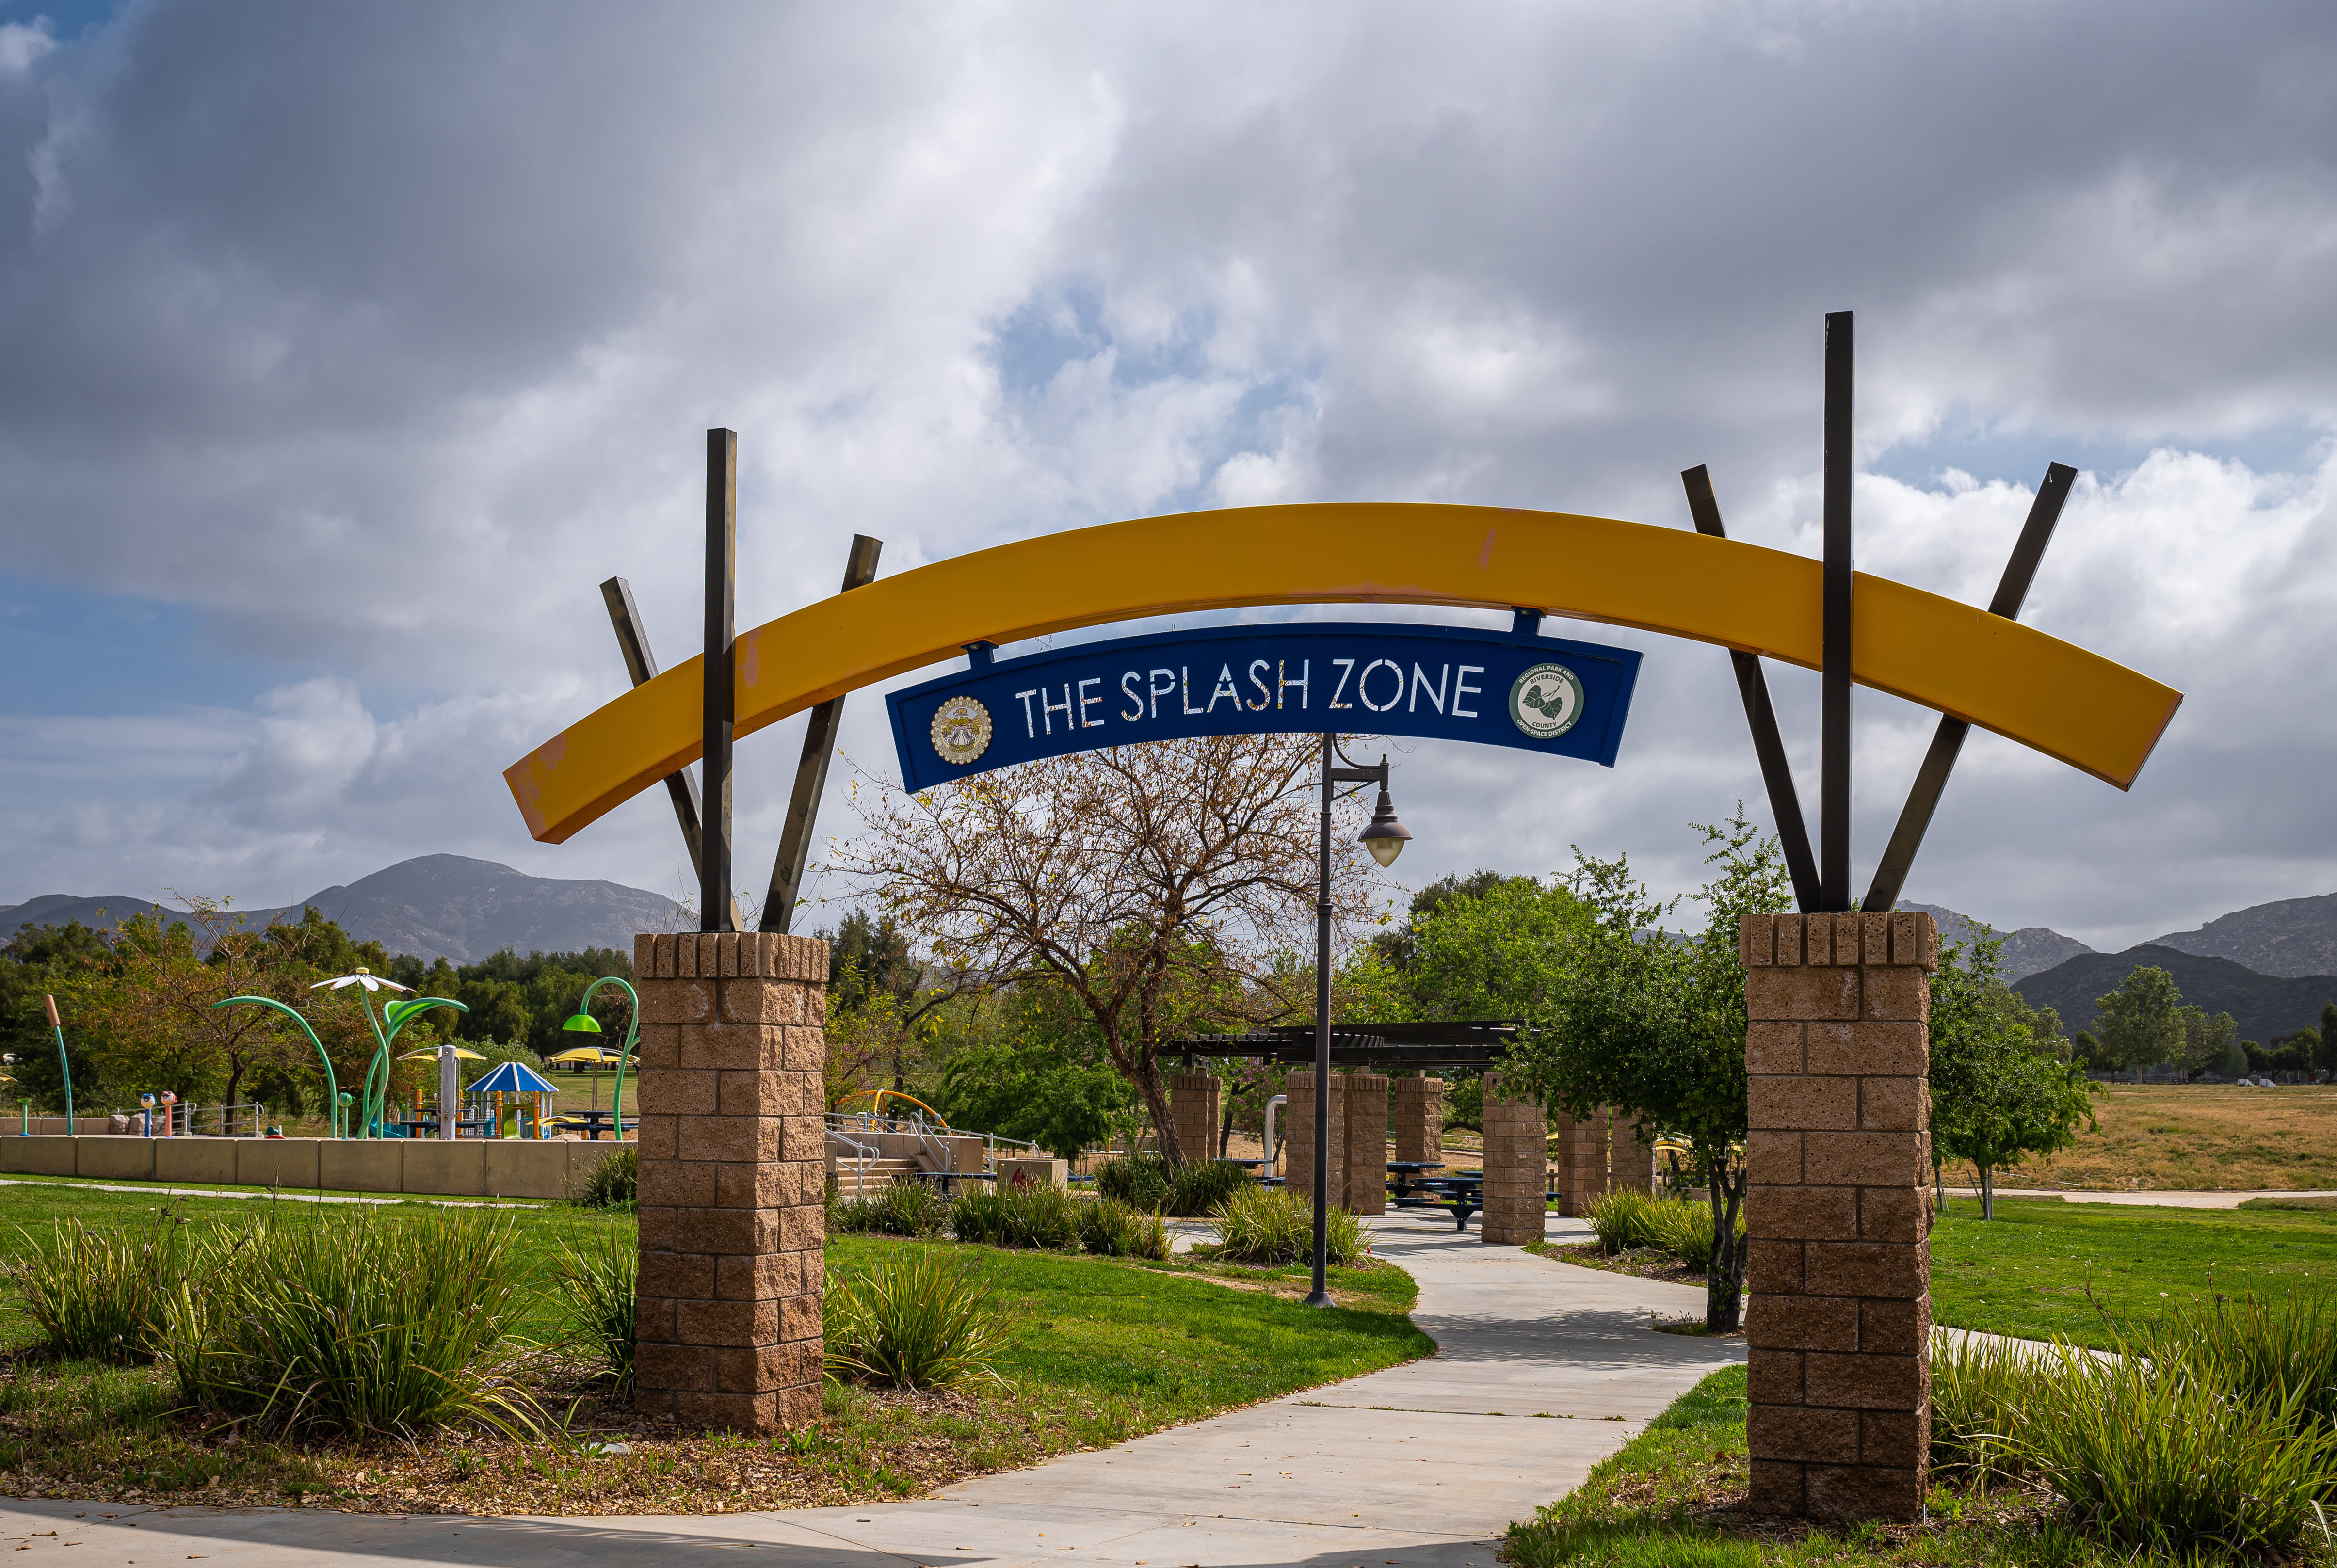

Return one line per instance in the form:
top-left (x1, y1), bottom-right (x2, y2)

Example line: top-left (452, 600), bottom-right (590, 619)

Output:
top-left (1863, 462), bottom-right (2077, 912)
top-left (1682, 465), bottom-right (1822, 913)
top-left (704, 428), bottom-right (739, 932)
top-left (602, 575), bottom-right (741, 929)
top-left (1821, 311), bottom-right (1854, 911)
top-left (760, 534), bottom-right (884, 934)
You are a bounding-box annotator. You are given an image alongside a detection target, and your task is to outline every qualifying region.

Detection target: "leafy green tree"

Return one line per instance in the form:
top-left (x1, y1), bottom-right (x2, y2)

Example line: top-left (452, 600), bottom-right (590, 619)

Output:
top-left (930, 982), bottom-right (1143, 1159)
top-left (2221, 1036), bottom-right (2251, 1080)
top-left (1404, 874), bottom-right (1593, 1019)
top-left (1930, 936), bottom-right (2095, 1219)
top-left (1505, 806), bottom-right (1791, 1333)
top-left (2176, 1005), bottom-right (2240, 1078)
top-left (2321, 1002), bottom-right (2337, 1075)
top-left (2092, 966), bottom-right (2185, 1071)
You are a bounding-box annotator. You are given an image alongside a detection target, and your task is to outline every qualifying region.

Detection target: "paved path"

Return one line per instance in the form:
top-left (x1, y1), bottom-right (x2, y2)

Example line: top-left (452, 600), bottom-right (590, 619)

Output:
top-left (0, 1213), bottom-right (1741, 1568)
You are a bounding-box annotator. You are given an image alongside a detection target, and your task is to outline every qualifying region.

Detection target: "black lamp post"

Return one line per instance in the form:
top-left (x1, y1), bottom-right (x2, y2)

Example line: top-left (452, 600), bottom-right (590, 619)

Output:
top-left (1308, 737), bottom-right (1411, 1308)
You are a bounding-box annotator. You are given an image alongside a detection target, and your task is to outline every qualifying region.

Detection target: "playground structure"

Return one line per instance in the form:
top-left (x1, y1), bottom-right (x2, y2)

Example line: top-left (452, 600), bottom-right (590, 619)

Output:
top-left (210, 968), bottom-right (467, 1139)
top-left (823, 1088), bottom-right (1045, 1195)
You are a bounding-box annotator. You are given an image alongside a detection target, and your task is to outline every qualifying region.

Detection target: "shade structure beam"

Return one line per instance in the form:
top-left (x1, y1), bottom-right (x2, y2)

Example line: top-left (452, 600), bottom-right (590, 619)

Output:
top-left (1681, 464), bottom-right (1822, 913)
top-left (1862, 462), bottom-right (2079, 912)
top-left (760, 534), bottom-right (883, 934)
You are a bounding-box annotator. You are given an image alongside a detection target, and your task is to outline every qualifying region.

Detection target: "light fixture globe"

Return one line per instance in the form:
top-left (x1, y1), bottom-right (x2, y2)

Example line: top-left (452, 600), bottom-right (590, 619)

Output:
top-left (1358, 776), bottom-right (1413, 867)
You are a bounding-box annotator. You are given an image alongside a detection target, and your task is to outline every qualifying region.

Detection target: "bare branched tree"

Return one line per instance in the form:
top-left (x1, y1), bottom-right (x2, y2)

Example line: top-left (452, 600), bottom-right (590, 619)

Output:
top-left (833, 733), bottom-right (1385, 1164)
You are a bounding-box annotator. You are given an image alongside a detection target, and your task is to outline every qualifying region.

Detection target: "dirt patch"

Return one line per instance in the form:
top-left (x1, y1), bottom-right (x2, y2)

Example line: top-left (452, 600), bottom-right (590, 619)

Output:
top-left (1966, 1084), bottom-right (2337, 1191)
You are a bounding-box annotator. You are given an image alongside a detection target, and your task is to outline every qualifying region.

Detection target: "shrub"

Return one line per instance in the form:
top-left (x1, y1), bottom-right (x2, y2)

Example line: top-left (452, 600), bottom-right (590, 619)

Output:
top-left (1583, 1189), bottom-right (1720, 1268)
top-left (1080, 1198), bottom-right (1171, 1261)
top-left (1583, 1189), bottom-right (1665, 1254)
top-left (155, 1209), bottom-right (539, 1440)
top-left (2131, 1291), bottom-right (2337, 1432)
top-left (831, 1180), bottom-right (952, 1237)
top-left (823, 1248), bottom-right (1008, 1390)
top-left (2017, 1340), bottom-right (2337, 1556)
top-left (1168, 1161), bottom-right (1249, 1217)
top-left (1929, 1333), bottom-right (2034, 1488)
top-left (952, 1184), bottom-right (1081, 1251)
top-left (553, 1228), bottom-right (637, 1392)
top-left (571, 1147), bottom-right (638, 1210)
top-left (3, 1213), bottom-right (188, 1364)
top-left (1095, 1155), bottom-right (1173, 1210)
top-left (1210, 1185), bottom-right (1371, 1266)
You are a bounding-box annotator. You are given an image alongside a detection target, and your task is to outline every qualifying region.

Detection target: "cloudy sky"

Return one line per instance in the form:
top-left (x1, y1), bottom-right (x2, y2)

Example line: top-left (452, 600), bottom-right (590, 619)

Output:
top-left (1, 0), bottom-right (2332, 951)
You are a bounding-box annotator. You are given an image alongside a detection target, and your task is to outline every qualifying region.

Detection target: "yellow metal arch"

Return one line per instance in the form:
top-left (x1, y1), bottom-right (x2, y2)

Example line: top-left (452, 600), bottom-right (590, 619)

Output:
top-left (506, 502), bottom-right (2181, 844)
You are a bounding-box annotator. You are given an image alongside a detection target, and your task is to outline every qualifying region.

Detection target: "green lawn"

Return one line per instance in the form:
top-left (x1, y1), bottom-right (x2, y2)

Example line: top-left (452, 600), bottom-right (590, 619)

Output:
top-left (0, 1176), bottom-right (1430, 1513)
top-left (1502, 1366), bottom-right (2110, 1568)
top-left (1930, 1197), bottom-right (2337, 1347)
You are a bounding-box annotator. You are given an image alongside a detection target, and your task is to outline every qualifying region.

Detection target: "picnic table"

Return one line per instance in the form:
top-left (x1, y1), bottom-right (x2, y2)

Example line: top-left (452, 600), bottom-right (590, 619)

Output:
top-left (562, 1110), bottom-right (637, 1141)
top-left (1396, 1172), bottom-right (1484, 1230)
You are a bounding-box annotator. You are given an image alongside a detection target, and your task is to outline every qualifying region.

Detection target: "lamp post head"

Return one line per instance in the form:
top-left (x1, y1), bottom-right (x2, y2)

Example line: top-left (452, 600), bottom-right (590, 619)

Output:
top-left (1358, 765), bottom-right (1412, 868)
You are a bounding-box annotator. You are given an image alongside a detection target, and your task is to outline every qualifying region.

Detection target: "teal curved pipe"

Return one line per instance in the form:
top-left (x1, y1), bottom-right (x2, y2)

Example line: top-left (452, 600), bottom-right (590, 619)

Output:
top-left (211, 996), bottom-right (342, 1138)
top-left (573, 977), bottom-right (640, 1140)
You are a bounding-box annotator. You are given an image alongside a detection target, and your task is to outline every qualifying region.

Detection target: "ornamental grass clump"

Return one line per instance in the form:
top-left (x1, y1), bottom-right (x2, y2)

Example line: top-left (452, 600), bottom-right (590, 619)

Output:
top-left (2017, 1339), bottom-right (2337, 1557)
top-left (155, 1208), bottom-right (540, 1440)
top-left (823, 1248), bottom-right (1008, 1391)
top-left (4, 1212), bottom-right (190, 1364)
top-left (1080, 1197), bottom-right (1171, 1260)
top-left (1209, 1185), bottom-right (1370, 1266)
top-left (1583, 1189), bottom-right (1719, 1269)
top-left (1928, 1333), bottom-right (2036, 1489)
top-left (951, 1183), bottom-right (1082, 1251)
top-left (1095, 1155), bottom-right (1173, 1210)
top-left (553, 1227), bottom-right (637, 1392)
top-left (831, 1180), bottom-right (953, 1237)
top-left (570, 1147), bottom-right (638, 1210)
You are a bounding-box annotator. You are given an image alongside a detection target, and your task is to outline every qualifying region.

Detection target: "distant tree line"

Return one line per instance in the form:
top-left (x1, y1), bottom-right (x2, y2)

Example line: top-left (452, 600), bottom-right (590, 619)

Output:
top-left (2074, 966), bottom-right (2337, 1079)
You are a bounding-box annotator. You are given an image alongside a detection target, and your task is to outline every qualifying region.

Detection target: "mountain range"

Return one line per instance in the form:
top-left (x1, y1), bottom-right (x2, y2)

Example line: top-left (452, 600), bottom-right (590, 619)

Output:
top-left (0, 855), bottom-right (688, 965)
top-left (9, 856), bottom-right (2337, 1037)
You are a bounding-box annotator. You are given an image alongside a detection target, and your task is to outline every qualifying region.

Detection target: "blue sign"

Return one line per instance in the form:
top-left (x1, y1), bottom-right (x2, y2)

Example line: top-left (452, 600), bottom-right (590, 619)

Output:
top-left (885, 621), bottom-right (1641, 792)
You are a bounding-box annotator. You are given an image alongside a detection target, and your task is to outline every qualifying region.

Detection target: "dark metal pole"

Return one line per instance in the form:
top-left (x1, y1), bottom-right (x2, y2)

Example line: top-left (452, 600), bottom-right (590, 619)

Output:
top-left (1862, 462), bottom-right (2077, 912)
top-left (703, 428), bottom-right (738, 933)
top-left (1308, 733), bottom-right (1334, 1309)
top-left (602, 577), bottom-right (708, 875)
top-left (1682, 465), bottom-right (1821, 912)
top-left (1821, 312), bottom-right (1854, 911)
top-left (762, 534), bottom-right (884, 933)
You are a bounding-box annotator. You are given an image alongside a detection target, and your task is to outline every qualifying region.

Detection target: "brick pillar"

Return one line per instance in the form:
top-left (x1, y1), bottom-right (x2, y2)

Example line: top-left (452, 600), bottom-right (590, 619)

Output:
top-left (1478, 1072), bottom-right (1547, 1244)
top-left (1283, 1070), bottom-right (1345, 1211)
top-left (1742, 910), bottom-right (1936, 1522)
top-left (1553, 1105), bottom-right (1608, 1217)
top-left (1167, 1073), bottom-right (1220, 1165)
top-left (1342, 1073), bottom-right (1389, 1214)
top-left (633, 931), bottom-right (826, 1433)
top-left (1393, 1075), bottom-right (1444, 1165)
top-left (1610, 1110), bottom-right (1658, 1195)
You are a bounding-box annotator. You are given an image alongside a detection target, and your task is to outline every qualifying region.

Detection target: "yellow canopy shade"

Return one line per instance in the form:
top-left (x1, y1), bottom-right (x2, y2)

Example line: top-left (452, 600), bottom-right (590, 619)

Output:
top-left (397, 1046), bottom-right (487, 1062)
top-left (548, 1045), bottom-right (624, 1064)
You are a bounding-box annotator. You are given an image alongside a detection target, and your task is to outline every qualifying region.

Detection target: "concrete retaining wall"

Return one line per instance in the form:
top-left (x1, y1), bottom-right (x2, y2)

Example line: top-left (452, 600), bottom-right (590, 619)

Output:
top-left (0, 1135), bottom-right (627, 1199)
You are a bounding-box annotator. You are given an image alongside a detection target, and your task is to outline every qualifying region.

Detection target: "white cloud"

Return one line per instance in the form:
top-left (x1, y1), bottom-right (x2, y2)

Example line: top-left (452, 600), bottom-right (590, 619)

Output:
top-left (1, 0), bottom-right (2335, 956)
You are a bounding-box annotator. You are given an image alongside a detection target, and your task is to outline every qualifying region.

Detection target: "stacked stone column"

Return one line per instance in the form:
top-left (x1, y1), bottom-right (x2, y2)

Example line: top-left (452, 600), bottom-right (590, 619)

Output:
top-left (1393, 1076), bottom-right (1445, 1165)
top-left (1167, 1072), bottom-right (1220, 1166)
top-left (1478, 1072), bottom-right (1548, 1244)
top-left (1610, 1110), bottom-right (1659, 1195)
top-left (1741, 910), bottom-right (1937, 1522)
top-left (1342, 1072), bottom-right (1389, 1214)
top-left (632, 931), bottom-right (826, 1433)
top-left (1283, 1070), bottom-right (1345, 1210)
top-left (1553, 1105), bottom-right (1609, 1217)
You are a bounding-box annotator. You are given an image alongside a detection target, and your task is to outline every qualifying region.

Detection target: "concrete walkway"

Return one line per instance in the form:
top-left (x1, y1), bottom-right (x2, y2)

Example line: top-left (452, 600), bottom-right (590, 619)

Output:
top-left (0, 1213), bottom-right (1741, 1568)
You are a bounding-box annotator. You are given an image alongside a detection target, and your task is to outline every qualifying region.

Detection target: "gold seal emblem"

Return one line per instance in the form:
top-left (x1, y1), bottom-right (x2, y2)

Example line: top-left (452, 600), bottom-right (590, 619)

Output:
top-left (930, 695), bottom-right (993, 766)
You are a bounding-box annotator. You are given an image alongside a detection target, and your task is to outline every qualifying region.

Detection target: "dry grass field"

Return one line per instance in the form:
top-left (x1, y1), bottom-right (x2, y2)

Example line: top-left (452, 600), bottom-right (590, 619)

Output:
top-left (1970, 1083), bottom-right (2337, 1191)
